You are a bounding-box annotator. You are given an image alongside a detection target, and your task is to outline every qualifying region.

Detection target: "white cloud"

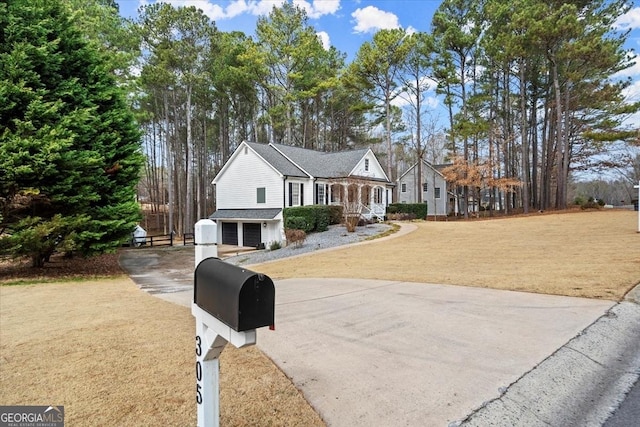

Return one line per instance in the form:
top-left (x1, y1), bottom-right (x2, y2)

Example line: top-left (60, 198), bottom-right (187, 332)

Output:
top-left (293, 0), bottom-right (340, 19)
top-left (248, 0), bottom-right (286, 16)
top-left (615, 7), bottom-right (640, 30)
top-left (161, 0), bottom-right (226, 20)
top-left (317, 31), bottom-right (330, 50)
top-left (621, 79), bottom-right (640, 129)
top-left (615, 55), bottom-right (640, 78)
top-left (392, 77), bottom-right (438, 109)
top-left (226, 0), bottom-right (250, 18)
top-left (157, 0), bottom-right (286, 20)
top-left (351, 6), bottom-right (400, 34)
top-left (622, 78), bottom-right (640, 101)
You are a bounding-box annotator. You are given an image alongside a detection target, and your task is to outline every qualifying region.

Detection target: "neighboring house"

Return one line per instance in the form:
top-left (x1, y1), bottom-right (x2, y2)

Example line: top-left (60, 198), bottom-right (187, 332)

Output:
top-left (397, 160), bottom-right (453, 217)
top-left (210, 141), bottom-right (393, 248)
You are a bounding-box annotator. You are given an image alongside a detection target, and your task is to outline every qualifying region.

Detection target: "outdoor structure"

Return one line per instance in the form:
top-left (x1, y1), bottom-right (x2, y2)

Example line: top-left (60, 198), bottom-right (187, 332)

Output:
top-left (210, 141), bottom-right (393, 248)
top-left (397, 160), bottom-right (453, 217)
top-left (192, 219), bottom-right (275, 426)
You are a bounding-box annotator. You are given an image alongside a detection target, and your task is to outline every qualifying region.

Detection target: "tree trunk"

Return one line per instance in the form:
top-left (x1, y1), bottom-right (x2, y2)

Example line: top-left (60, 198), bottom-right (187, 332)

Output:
top-left (164, 91), bottom-right (174, 234)
top-left (185, 85), bottom-right (194, 233)
top-left (519, 60), bottom-right (530, 214)
top-left (551, 54), bottom-right (566, 209)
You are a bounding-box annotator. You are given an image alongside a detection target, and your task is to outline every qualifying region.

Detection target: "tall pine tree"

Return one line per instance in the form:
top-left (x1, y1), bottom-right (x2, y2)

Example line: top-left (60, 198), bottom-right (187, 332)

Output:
top-left (0, 0), bottom-right (143, 266)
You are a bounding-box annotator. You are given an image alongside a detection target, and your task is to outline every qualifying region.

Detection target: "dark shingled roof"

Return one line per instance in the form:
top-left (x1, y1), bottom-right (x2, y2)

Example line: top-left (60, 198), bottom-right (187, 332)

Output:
top-left (271, 143), bottom-right (369, 178)
top-left (246, 142), bottom-right (308, 178)
top-left (209, 208), bottom-right (282, 220)
top-left (243, 141), bottom-right (372, 179)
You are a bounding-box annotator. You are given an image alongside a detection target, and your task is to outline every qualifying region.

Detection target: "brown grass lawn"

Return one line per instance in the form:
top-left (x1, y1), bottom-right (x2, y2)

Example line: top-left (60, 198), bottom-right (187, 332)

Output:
top-left (0, 278), bottom-right (324, 426)
top-left (0, 209), bottom-right (638, 426)
top-left (255, 210), bottom-right (640, 300)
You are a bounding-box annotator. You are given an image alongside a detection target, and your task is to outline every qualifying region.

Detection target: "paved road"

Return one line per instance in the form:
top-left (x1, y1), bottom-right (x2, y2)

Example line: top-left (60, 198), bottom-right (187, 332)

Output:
top-left (604, 377), bottom-right (640, 427)
top-left (118, 247), bottom-right (633, 426)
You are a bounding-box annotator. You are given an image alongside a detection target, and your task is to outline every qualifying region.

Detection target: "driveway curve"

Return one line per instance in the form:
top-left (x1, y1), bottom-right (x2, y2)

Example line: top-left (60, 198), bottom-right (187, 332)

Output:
top-left (118, 225), bottom-right (616, 426)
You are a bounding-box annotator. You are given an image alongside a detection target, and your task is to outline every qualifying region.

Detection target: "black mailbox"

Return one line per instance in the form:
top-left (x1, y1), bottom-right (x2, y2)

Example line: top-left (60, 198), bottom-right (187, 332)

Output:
top-left (194, 258), bottom-right (275, 332)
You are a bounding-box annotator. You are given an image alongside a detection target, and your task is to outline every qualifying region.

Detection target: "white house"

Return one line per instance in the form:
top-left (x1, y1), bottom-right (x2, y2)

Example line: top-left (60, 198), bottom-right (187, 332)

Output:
top-left (210, 141), bottom-right (393, 248)
top-left (397, 160), bottom-right (452, 217)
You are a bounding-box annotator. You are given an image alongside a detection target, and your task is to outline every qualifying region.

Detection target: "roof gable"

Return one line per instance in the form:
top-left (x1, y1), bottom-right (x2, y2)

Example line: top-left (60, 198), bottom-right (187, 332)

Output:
top-left (399, 159), bottom-right (446, 181)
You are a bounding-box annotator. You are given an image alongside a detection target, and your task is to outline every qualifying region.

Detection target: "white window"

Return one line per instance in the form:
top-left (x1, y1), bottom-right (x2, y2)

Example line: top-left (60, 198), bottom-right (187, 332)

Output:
top-left (435, 187), bottom-right (441, 199)
top-left (290, 182), bottom-right (302, 206)
top-left (401, 183), bottom-right (407, 193)
top-left (364, 158), bottom-right (370, 171)
top-left (292, 183), bottom-right (300, 205)
top-left (317, 184), bottom-right (326, 205)
top-left (374, 187), bottom-right (383, 204)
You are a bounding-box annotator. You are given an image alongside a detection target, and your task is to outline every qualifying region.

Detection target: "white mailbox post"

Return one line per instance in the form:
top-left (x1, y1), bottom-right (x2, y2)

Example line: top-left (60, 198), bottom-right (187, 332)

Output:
top-left (192, 220), bottom-right (275, 427)
top-left (194, 219), bottom-right (218, 269)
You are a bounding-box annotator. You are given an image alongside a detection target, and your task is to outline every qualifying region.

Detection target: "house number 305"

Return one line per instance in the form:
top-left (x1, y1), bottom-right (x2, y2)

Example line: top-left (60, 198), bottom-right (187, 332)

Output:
top-left (195, 335), bottom-right (203, 404)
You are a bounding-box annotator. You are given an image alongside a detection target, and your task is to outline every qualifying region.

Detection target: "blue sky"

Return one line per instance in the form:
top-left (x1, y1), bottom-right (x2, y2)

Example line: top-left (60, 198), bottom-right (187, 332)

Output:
top-left (115, 0), bottom-right (640, 128)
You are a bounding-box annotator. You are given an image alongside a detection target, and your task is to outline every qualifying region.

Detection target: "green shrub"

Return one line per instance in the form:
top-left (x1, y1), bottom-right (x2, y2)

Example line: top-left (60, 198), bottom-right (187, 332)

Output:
top-left (597, 199), bottom-right (606, 206)
top-left (573, 196), bottom-right (586, 206)
top-left (284, 216), bottom-right (309, 231)
top-left (283, 205), bottom-right (339, 232)
top-left (269, 241), bottom-right (281, 251)
top-left (327, 205), bottom-right (343, 225)
top-left (387, 203), bottom-right (428, 219)
top-left (313, 206), bottom-right (330, 232)
top-left (580, 200), bottom-right (601, 210)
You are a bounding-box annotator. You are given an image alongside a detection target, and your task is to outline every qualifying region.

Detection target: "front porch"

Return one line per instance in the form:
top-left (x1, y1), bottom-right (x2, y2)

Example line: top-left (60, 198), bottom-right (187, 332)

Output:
top-left (327, 180), bottom-right (388, 221)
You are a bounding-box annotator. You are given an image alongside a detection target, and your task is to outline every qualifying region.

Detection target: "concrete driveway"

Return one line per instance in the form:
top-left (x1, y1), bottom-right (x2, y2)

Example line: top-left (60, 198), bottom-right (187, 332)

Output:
top-left (251, 278), bottom-right (612, 426)
top-left (119, 247), bottom-right (615, 426)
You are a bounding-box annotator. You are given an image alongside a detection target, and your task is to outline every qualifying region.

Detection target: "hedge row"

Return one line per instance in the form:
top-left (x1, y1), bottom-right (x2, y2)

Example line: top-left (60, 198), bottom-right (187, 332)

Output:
top-left (386, 203), bottom-right (428, 219)
top-left (283, 205), bottom-right (343, 232)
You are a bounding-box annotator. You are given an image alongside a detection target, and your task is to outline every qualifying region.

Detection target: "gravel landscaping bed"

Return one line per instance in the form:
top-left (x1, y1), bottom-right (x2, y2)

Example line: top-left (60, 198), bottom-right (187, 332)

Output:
top-left (225, 222), bottom-right (392, 266)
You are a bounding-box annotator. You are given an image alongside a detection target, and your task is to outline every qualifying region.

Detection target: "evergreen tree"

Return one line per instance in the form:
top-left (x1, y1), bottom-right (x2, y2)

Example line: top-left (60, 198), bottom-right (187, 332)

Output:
top-left (0, 0), bottom-right (143, 266)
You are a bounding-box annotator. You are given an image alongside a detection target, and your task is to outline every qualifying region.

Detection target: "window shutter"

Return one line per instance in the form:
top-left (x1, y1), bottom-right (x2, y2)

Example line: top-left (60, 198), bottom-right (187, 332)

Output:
top-left (300, 183), bottom-right (304, 205)
top-left (288, 182), bottom-right (292, 206)
top-left (315, 184), bottom-right (318, 204)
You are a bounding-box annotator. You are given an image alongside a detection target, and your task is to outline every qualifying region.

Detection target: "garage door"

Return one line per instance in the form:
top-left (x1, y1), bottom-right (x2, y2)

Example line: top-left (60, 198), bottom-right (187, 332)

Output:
top-left (221, 222), bottom-right (238, 245)
top-left (243, 223), bottom-right (262, 248)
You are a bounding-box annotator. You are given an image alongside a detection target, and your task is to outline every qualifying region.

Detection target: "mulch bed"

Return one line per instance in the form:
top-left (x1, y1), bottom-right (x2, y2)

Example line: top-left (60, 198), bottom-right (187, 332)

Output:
top-left (0, 251), bottom-right (125, 282)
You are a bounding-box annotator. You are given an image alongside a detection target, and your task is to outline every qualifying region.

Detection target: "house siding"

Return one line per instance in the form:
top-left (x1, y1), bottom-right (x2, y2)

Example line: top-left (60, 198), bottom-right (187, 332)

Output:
top-left (352, 150), bottom-right (388, 181)
top-left (216, 146), bottom-right (283, 210)
top-left (398, 163), bottom-right (448, 216)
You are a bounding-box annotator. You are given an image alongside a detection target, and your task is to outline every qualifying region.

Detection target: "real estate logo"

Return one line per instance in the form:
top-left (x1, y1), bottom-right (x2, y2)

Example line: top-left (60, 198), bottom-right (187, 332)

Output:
top-left (0, 406), bottom-right (64, 427)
